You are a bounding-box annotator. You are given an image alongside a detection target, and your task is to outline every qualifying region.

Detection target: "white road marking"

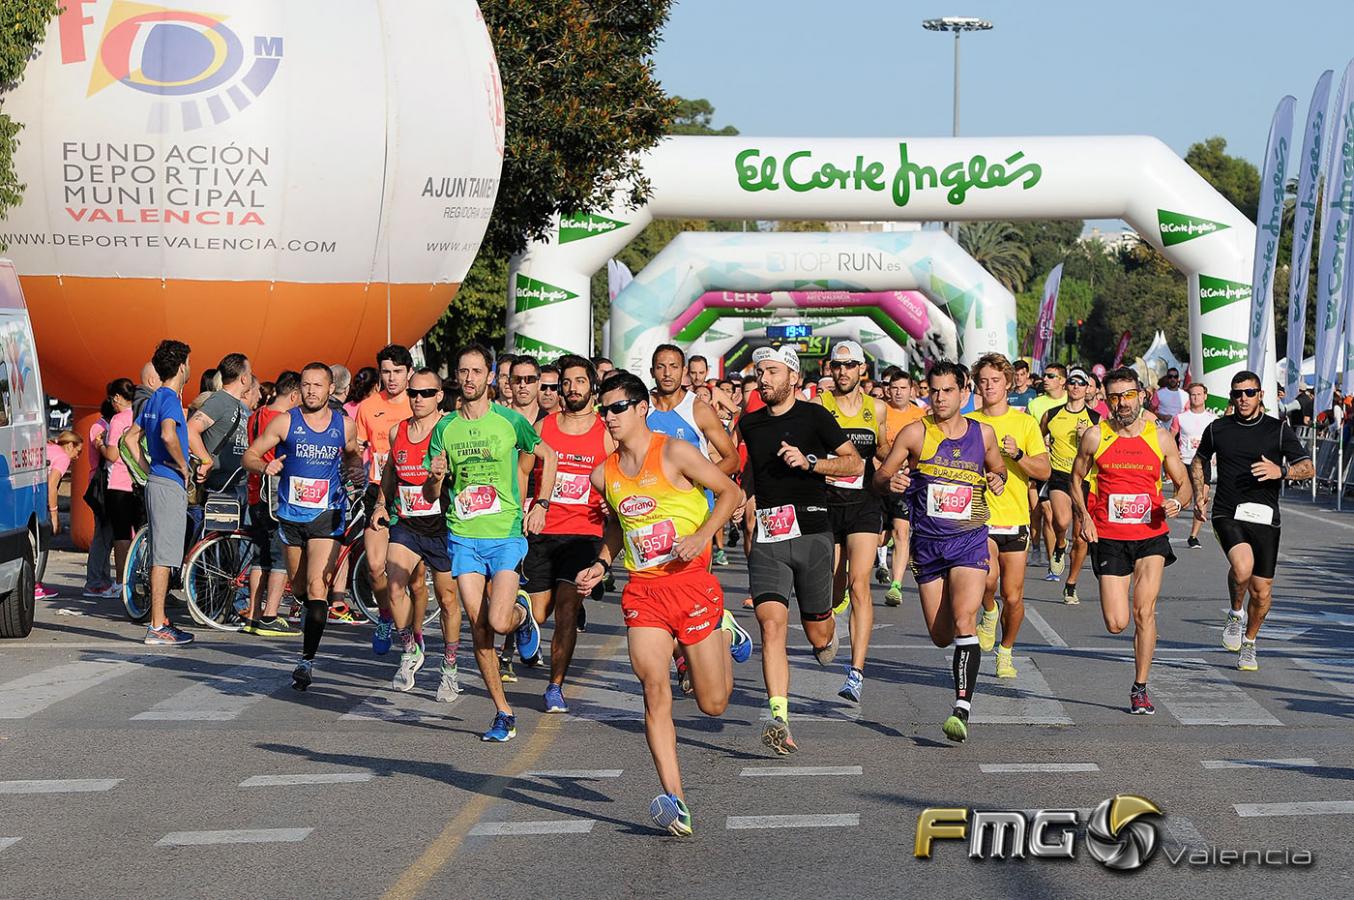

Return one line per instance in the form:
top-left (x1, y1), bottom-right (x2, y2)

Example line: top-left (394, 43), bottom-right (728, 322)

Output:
top-left (0, 838), bottom-right (20, 853)
top-left (1279, 504), bottom-right (1354, 532)
top-left (726, 814), bottom-right (860, 829)
top-left (1148, 658), bottom-right (1283, 726)
top-left (1235, 801), bottom-right (1354, 818)
top-left (524, 770), bottom-right (623, 780)
top-left (468, 820), bottom-right (596, 836)
top-left (0, 660), bottom-right (138, 719)
top-left (240, 772), bottom-right (374, 787)
top-left (1202, 758), bottom-right (1317, 770)
top-left (1021, 607), bottom-right (1068, 648)
top-left (1295, 657), bottom-right (1354, 701)
top-left (132, 660), bottom-right (291, 721)
top-left (979, 763), bottom-right (1099, 773)
top-left (0, 779), bottom-right (121, 794)
top-left (966, 655), bottom-right (1072, 726)
top-left (156, 828), bottom-right (313, 845)
top-left (740, 766), bottom-right (863, 777)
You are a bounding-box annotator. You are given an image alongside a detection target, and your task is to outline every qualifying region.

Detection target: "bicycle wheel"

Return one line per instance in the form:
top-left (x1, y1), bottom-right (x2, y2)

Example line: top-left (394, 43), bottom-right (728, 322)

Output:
top-left (121, 527), bottom-right (152, 624)
top-left (184, 533), bottom-right (257, 632)
top-left (348, 547), bottom-right (440, 626)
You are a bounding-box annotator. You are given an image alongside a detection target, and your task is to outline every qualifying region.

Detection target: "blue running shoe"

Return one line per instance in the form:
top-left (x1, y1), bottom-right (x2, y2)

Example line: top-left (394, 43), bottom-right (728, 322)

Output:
top-left (649, 793), bottom-right (693, 836)
top-left (144, 621), bottom-right (195, 646)
top-left (513, 591), bottom-right (541, 661)
top-left (721, 610), bottom-right (753, 664)
top-left (481, 711), bottom-right (517, 742)
top-left (372, 618), bottom-right (393, 656)
top-left (838, 666), bottom-right (863, 703)
top-left (544, 683), bottom-right (568, 714)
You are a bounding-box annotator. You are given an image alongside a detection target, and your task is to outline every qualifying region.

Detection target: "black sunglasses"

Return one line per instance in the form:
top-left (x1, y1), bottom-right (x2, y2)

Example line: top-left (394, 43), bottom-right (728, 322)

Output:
top-left (1230, 387), bottom-right (1260, 399)
top-left (512, 375), bottom-right (538, 385)
top-left (1068, 378), bottom-right (1089, 386)
top-left (539, 383), bottom-right (560, 392)
top-left (600, 398), bottom-right (643, 416)
top-left (407, 387), bottom-right (439, 399)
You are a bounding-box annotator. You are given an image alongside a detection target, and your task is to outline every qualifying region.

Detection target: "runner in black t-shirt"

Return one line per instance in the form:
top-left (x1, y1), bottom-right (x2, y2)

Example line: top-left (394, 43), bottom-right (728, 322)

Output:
top-left (1194, 370), bottom-right (1313, 673)
top-left (738, 345), bottom-right (861, 757)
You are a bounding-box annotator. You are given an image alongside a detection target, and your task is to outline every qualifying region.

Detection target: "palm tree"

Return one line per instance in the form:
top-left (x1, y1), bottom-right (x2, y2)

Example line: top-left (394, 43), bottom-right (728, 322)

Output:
top-left (958, 221), bottom-right (1033, 293)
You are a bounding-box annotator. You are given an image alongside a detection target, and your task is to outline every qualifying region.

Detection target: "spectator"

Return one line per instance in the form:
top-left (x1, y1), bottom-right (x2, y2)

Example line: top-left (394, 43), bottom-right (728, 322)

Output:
top-left (40, 430), bottom-right (83, 599)
top-left (345, 366), bottom-right (378, 417)
top-left (101, 378), bottom-right (142, 596)
top-left (329, 364), bottom-right (352, 409)
top-left (1008, 359), bottom-right (1037, 409)
top-left (82, 393), bottom-right (117, 598)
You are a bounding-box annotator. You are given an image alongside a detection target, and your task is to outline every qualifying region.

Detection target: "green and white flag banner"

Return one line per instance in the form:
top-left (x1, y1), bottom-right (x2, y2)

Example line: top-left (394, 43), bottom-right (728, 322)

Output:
top-left (1285, 70), bottom-right (1333, 398)
top-left (1247, 95), bottom-right (1294, 374)
top-left (1314, 60), bottom-right (1354, 416)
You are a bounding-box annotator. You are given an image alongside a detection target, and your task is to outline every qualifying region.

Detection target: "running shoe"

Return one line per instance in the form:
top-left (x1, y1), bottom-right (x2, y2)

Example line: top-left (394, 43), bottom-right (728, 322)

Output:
top-left (832, 590), bottom-right (851, 617)
top-left (393, 644), bottom-right (425, 692)
top-left (676, 657), bottom-right (693, 695)
top-left (328, 602), bottom-right (359, 624)
top-left (722, 610), bottom-right (753, 664)
top-left (1187, 536), bottom-right (1202, 550)
top-left (761, 716), bottom-right (798, 756)
top-left (481, 711), bottom-right (517, 742)
top-left (544, 683), bottom-right (568, 713)
top-left (873, 565), bottom-right (891, 585)
top-left (1062, 584), bottom-right (1080, 606)
top-left (1043, 570), bottom-right (1061, 582)
top-left (1222, 612), bottom-right (1245, 652)
top-left (98, 583), bottom-right (123, 600)
top-left (838, 666), bottom-right (863, 703)
top-left (35, 583), bottom-right (57, 600)
top-left (742, 597), bottom-right (754, 609)
top-left (514, 591), bottom-right (541, 660)
top-left (499, 657), bottom-right (518, 683)
top-left (576, 604), bottom-right (587, 633)
top-left (812, 627), bottom-right (840, 667)
top-left (884, 581), bottom-right (903, 607)
top-left (942, 707), bottom-right (969, 743)
top-left (977, 605), bottom-right (999, 652)
top-left (436, 662), bottom-right (462, 701)
top-left (650, 793), bottom-right (693, 837)
top-left (291, 659), bottom-right (313, 691)
top-left (252, 616), bottom-right (295, 637)
top-left (1049, 547), bottom-right (1067, 577)
top-left (727, 524), bottom-right (740, 547)
top-left (995, 647), bottom-right (1017, 679)
top-left (82, 583), bottom-right (112, 599)
top-left (144, 621), bottom-right (195, 646)
top-left (521, 651), bottom-right (543, 669)
top-left (712, 548), bottom-right (729, 567)
top-left (372, 618), bottom-right (394, 656)
top-left (1237, 641), bottom-right (1258, 672)
top-left (1129, 685), bottom-right (1155, 715)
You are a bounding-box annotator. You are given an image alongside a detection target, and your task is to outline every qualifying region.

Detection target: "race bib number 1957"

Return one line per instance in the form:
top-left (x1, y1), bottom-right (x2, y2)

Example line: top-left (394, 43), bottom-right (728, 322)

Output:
top-left (625, 519), bottom-right (678, 569)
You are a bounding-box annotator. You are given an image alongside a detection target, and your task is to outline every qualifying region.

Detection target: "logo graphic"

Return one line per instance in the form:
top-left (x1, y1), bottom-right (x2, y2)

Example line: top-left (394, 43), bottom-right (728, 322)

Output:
top-left (1085, 795), bottom-right (1161, 871)
top-left (60, 0), bottom-right (284, 132)
top-left (558, 213), bottom-right (627, 244)
top-left (1198, 275), bottom-right (1252, 314)
top-left (618, 495), bottom-right (656, 518)
top-left (1201, 334), bottom-right (1248, 374)
top-left (514, 274), bottom-right (578, 313)
top-left (1157, 209), bottom-right (1230, 246)
top-left (512, 332), bottom-right (572, 363)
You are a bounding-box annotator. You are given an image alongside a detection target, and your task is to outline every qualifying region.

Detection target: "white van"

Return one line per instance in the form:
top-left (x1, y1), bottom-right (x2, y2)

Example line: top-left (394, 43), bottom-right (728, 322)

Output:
top-left (0, 259), bottom-right (47, 638)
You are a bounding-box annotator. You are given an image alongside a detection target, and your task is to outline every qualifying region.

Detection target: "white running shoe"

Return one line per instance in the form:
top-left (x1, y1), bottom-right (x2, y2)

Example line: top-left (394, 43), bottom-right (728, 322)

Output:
top-left (1222, 612), bottom-right (1245, 653)
top-left (393, 645), bottom-right (425, 692)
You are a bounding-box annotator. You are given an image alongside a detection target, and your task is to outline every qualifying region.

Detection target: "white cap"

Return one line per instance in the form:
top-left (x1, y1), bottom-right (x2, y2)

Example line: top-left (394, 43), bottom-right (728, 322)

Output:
top-left (752, 345), bottom-right (801, 372)
top-left (831, 340), bottom-right (865, 364)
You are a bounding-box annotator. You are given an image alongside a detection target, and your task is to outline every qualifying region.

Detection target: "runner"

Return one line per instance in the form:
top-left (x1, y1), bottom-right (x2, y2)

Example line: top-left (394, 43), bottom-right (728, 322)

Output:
top-left (739, 346), bottom-right (861, 754)
top-left (1070, 367), bottom-right (1192, 714)
top-left (422, 343), bottom-right (558, 742)
top-left (873, 361), bottom-right (1007, 743)
top-left (510, 355), bottom-right (544, 422)
top-left (813, 340), bottom-right (887, 703)
top-left (521, 355), bottom-right (614, 713)
top-left (880, 368), bottom-right (925, 607)
top-left (538, 364), bottom-right (561, 417)
top-left (242, 363), bottom-right (362, 689)
top-left (967, 354), bottom-right (1051, 678)
top-left (354, 345), bottom-right (415, 654)
top-left (1153, 366), bottom-right (1189, 427)
top-left (1172, 382), bottom-right (1216, 549)
top-left (373, 369), bottom-right (464, 699)
top-left (241, 370), bottom-right (300, 637)
top-left (1007, 359), bottom-right (1037, 410)
top-left (1194, 371), bottom-right (1313, 671)
top-left (1026, 363), bottom-right (1068, 566)
top-left (574, 371), bottom-right (750, 835)
top-left (1039, 366), bottom-right (1100, 603)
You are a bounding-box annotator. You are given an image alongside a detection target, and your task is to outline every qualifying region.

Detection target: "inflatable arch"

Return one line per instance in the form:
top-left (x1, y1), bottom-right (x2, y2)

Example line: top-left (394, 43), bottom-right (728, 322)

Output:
top-left (689, 313), bottom-right (938, 376)
top-left (505, 135), bottom-right (1266, 409)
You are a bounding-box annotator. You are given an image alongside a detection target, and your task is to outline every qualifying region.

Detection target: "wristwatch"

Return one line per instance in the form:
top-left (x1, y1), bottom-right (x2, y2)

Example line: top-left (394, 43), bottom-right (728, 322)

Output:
top-left (805, 454), bottom-right (819, 472)
top-left (1012, 449), bottom-right (1025, 462)
top-left (1279, 462), bottom-right (1289, 480)
top-left (534, 498), bottom-right (552, 510)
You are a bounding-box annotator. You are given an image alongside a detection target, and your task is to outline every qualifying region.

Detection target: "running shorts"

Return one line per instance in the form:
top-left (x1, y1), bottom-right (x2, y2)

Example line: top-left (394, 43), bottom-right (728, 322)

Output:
top-left (448, 535), bottom-right (527, 578)
top-left (1212, 517), bottom-right (1280, 580)
top-left (886, 492), bottom-right (910, 522)
top-left (988, 525), bottom-right (1030, 554)
top-left (748, 531), bottom-right (834, 620)
top-left (1090, 533), bottom-right (1175, 577)
top-left (145, 475), bottom-right (188, 569)
top-left (911, 526), bottom-right (990, 585)
top-left (390, 522), bottom-right (452, 573)
top-left (247, 501), bottom-right (287, 574)
top-left (1047, 470), bottom-right (1073, 496)
top-left (620, 566), bottom-right (724, 646)
top-left (279, 510), bottom-right (344, 547)
top-left (521, 533), bottom-right (603, 593)
top-left (829, 497), bottom-right (884, 540)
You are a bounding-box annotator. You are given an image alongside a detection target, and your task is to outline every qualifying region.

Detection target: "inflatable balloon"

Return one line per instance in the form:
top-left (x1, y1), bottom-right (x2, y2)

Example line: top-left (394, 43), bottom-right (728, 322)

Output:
top-left (1, 0), bottom-right (504, 404)
top-left (1091, 363), bottom-right (1107, 379)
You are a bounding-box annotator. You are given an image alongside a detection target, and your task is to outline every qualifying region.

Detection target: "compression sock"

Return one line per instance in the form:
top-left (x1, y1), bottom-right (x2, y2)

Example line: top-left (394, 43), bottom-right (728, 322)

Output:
top-left (769, 696), bottom-right (789, 722)
top-left (378, 608), bottom-right (393, 624)
top-left (1132, 681), bottom-right (1146, 692)
top-left (876, 546), bottom-right (888, 567)
top-left (445, 644), bottom-right (458, 666)
top-left (396, 627), bottom-right (413, 652)
top-left (413, 629), bottom-right (424, 652)
top-left (302, 599), bottom-right (328, 660)
top-left (953, 635), bottom-right (981, 705)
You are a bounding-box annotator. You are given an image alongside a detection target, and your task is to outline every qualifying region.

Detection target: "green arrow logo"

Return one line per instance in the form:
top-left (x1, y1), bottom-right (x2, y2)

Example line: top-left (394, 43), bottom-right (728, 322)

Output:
top-left (558, 212), bottom-right (627, 244)
top-left (1198, 274), bottom-right (1252, 314)
top-left (512, 333), bottom-right (571, 362)
top-left (514, 273), bottom-right (577, 313)
top-left (1157, 209), bottom-right (1230, 246)
top-left (1200, 333), bottom-right (1248, 374)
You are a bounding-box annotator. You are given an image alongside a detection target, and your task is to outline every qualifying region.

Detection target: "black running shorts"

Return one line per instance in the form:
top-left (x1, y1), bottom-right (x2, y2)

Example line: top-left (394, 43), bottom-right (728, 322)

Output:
top-left (1091, 532), bottom-right (1175, 578)
top-left (748, 531), bottom-right (834, 620)
top-left (1212, 517), bottom-right (1280, 580)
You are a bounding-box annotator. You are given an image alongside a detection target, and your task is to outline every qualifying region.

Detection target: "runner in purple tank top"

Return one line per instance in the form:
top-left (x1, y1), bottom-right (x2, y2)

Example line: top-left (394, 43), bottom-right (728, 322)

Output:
top-left (874, 361), bottom-right (1007, 744)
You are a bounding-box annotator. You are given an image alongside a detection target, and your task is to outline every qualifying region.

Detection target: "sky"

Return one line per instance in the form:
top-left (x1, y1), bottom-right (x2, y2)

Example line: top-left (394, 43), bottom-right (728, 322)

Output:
top-left (652, 0), bottom-right (1354, 181)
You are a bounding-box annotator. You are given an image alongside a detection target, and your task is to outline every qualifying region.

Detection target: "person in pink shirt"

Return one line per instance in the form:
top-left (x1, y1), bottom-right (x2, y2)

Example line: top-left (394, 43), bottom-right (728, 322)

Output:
top-left (83, 398), bottom-right (116, 597)
top-left (100, 379), bottom-right (140, 592)
top-left (40, 431), bottom-right (84, 599)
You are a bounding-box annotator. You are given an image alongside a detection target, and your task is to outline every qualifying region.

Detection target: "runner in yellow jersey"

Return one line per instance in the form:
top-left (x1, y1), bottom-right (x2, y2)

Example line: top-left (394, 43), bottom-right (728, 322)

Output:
top-left (1039, 367), bottom-right (1100, 604)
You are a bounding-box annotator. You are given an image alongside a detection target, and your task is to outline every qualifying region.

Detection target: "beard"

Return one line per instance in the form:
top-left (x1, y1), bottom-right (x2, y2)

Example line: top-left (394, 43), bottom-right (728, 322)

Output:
top-left (564, 392), bottom-right (592, 413)
top-left (759, 380), bottom-right (793, 406)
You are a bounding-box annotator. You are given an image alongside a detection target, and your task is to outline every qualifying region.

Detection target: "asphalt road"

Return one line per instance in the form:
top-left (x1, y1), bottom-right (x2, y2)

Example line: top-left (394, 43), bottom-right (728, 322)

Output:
top-left (3, 497), bottom-right (1353, 899)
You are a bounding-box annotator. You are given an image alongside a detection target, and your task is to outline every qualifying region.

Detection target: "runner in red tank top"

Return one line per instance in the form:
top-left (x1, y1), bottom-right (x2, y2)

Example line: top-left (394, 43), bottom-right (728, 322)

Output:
top-left (518, 355), bottom-right (616, 714)
top-left (1070, 367), bottom-right (1192, 717)
top-left (242, 371), bottom-right (300, 637)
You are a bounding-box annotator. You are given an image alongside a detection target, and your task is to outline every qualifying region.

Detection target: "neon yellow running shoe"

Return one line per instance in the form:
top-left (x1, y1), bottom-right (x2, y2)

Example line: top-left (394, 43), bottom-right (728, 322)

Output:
top-left (977, 605), bottom-right (999, 652)
top-left (833, 590), bottom-right (851, 617)
top-left (995, 647), bottom-right (1018, 679)
top-left (942, 708), bottom-right (969, 743)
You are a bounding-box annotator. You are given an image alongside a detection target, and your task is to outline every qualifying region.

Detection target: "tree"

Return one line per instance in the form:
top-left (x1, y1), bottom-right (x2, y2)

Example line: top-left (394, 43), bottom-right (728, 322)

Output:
top-left (958, 221), bottom-right (1033, 293)
top-left (0, 0), bottom-right (62, 248)
top-left (1185, 136), bottom-right (1260, 221)
top-left (670, 97), bottom-right (739, 136)
top-left (1013, 219), bottom-right (1084, 282)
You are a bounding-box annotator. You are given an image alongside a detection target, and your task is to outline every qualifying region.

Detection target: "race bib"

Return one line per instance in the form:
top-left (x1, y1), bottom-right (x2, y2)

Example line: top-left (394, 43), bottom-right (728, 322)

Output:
top-left (551, 472), bottom-right (592, 506)
top-left (825, 454), bottom-right (864, 490)
top-left (454, 484), bottom-right (501, 520)
top-left (397, 483), bottom-right (440, 517)
top-left (989, 525), bottom-right (1021, 535)
top-left (1234, 502), bottom-right (1275, 525)
top-left (373, 451), bottom-right (389, 473)
top-left (288, 476), bottom-right (330, 510)
top-left (926, 483), bottom-right (974, 520)
top-left (625, 519), bottom-right (678, 570)
top-left (1108, 493), bottom-right (1153, 524)
top-left (756, 504), bottom-right (802, 544)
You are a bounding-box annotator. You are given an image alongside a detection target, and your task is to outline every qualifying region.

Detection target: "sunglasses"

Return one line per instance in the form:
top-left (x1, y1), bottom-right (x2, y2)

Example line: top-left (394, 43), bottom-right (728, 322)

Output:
top-left (830, 360), bottom-right (861, 369)
top-left (1107, 390), bottom-right (1140, 403)
top-left (539, 383), bottom-right (560, 392)
top-left (1230, 387), bottom-right (1260, 399)
top-left (512, 376), bottom-right (538, 385)
top-left (1068, 378), bottom-right (1089, 386)
top-left (407, 387), bottom-right (439, 399)
top-left (600, 398), bottom-right (643, 416)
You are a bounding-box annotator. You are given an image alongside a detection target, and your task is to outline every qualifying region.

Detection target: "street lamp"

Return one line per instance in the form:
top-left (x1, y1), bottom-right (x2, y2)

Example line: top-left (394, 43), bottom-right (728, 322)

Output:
top-left (922, 16), bottom-right (993, 240)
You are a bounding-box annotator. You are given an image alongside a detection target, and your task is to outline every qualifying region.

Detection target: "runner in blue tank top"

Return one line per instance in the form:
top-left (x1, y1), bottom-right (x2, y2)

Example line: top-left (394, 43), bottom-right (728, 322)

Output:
top-left (244, 362), bottom-right (360, 692)
top-left (874, 361), bottom-right (1007, 745)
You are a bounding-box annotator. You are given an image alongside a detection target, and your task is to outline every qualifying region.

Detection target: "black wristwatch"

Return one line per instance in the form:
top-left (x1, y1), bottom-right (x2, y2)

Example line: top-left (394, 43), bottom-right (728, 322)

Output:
top-left (805, 454), bottom-right (819, 472)
top-left (1279, 463), bottom-right (1289, 480)
top-left (1012, 449), bottom-right (1025, 462)
top-left (534, 498), bottom-right (552, 510)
